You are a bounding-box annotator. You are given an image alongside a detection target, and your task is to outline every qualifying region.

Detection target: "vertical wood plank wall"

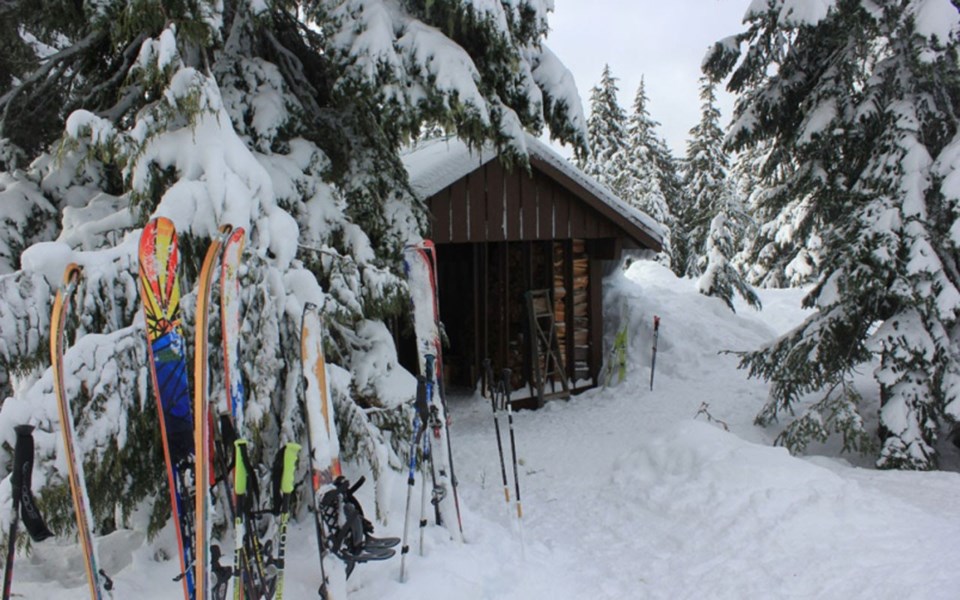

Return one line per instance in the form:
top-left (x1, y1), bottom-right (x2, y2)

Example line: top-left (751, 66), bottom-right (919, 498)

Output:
top-left (428, 160), bottom-right (624, 244)
top-left (426, 159), bottom-right (639, 392)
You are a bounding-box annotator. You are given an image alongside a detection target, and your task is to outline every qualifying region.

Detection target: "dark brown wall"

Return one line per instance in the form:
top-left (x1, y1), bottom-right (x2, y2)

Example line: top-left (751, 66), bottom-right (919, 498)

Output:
top-left (427, 160), bottom-right (626, 244)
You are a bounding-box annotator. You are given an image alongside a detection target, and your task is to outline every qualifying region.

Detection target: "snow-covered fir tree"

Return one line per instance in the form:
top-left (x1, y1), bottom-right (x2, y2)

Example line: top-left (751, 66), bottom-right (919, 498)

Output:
top-left (579, 64), bottom-right (630, 197)
top-left (0, 0), bottom-right (586, 536)
top-left (706, 0), bottom-right (960, 468)
top-left (732, 140), bottom-right (823, 288)
top-left (578, 69), bottom-right (680, 266)
top-left (627, 78), bottom-right (686, 274)
top-left (624, 78), bottom-right (675, 264)
top-left (682, 77), bottom-right (758, 310)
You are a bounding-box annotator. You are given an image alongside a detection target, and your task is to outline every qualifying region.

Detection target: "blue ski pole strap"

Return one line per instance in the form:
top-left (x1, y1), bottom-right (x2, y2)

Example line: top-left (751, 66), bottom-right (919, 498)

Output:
top-left (415, 376), bottom-right (430, 427)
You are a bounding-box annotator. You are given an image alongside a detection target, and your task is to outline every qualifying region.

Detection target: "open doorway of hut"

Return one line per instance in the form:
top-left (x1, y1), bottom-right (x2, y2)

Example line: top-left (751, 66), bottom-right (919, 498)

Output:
top-left (436, 242), bottom-right (557, 406)
top-left (394, 240), bottom-right (595, 409)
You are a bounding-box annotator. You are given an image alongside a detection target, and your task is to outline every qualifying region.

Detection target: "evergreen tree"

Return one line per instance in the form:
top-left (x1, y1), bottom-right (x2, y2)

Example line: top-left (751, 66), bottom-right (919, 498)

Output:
top-left (579, 69), bottom-right (679, 265)
top-left (624, 78), bottom-right (674, 263)
top-left (580, 64), bottom-right (630, 197)
top-left (648, 130), bottom-right (687, 263)
top-left (0, 0), bottom-right (586, 534)
top-left (682, 77), bottom-right (758, 310)
top-left (731, 140), bottom-right (822, 288)
top-left (624, 78), bottom-right (684, 268)
top-left (706, 0), bottom-right (960, 468)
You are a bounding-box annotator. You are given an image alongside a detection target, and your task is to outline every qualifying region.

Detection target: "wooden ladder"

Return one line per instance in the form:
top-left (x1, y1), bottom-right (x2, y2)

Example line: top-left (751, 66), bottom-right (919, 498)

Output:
top-left (526, 289), bottom-right (571, 407)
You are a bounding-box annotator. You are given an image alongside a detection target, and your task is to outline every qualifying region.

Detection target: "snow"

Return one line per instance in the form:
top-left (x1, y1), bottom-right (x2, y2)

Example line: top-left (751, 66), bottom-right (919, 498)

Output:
top-left (7, 259), bottom-right (960, 598)
top-left (349, 319), bottom-right (416, 409)
top-left (395, 20), bottom-right (491, 126)
top-left (911, 0), bottom-right (960, 43)
top-left (402, 137), bottom-right (498, 200)
top-left (19, 242), bottom-right (75, 288)
top-left (528, 44), bottom-right (587, 137)
top-left (747, 0), bottom-right (837, 26)
top-left (798, 98), bottom-right (837, 145)
top-left (156, 27), bottom-right (179, 70)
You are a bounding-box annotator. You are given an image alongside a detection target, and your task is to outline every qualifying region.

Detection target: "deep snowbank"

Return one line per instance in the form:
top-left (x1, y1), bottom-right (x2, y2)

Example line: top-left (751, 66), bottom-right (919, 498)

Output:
top-left (7, 261), bottom-right (960, 599)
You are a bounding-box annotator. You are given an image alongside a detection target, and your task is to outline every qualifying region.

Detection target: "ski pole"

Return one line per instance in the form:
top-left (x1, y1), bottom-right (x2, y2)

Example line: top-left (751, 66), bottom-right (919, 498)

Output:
top-left (423, 354), bottom-right (443, 528)
top-left (484, 360), bottom-right (510, 508)
top-left (418, 418), bottom-right (431, 556)
top-left (224, 422), bottom-right (264, 600)
top-left (400, 377), bottom-right (428, 582)
top-left (650, 315), bottom-right (661, 391)
top-left (231, 439), bottom-right (247, 600)
top-left (232, 440), bottom-right (269, 600)
top-left (274, 443), bottom-right (301, 600)
top-left (501, 370), bottom-right (525, 559)
top-left (2, 426), bottom-right (27, 600)
top-left (3, 425), bottom-right (54, 600)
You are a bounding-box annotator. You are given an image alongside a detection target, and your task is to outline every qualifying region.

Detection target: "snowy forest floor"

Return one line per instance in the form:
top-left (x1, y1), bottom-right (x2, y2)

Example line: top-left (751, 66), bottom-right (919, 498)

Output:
top-left (11, 261), bottom-right (960, 599)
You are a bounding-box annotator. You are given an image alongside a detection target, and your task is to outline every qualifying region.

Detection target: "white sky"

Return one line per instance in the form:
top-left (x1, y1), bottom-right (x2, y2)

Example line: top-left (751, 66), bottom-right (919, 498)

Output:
top-left (544, 1), bottom-right (750, 157)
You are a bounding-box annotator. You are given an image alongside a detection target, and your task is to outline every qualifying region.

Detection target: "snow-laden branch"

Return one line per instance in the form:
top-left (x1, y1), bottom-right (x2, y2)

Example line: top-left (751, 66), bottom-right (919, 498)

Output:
top-left (0, 29), bottom-right (106, 136)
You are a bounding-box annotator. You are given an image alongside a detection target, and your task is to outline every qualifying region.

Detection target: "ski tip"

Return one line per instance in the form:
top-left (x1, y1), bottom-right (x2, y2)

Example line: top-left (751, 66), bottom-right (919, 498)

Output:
top-left (224, 226), bottom-right (246, 246)
top-left (61, 262), bottom-right (83, 285)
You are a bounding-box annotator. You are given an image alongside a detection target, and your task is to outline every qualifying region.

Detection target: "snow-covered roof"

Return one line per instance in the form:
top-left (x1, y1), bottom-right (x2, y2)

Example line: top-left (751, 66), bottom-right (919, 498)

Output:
top-left (402, 135), bottom-right (664, 250)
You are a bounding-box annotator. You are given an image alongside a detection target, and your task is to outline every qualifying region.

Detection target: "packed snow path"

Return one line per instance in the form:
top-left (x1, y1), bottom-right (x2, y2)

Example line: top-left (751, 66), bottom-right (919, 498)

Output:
top-left (10, 263), bottom-right (960, 598)
top-left (352, 262), bottom-right (960, 599)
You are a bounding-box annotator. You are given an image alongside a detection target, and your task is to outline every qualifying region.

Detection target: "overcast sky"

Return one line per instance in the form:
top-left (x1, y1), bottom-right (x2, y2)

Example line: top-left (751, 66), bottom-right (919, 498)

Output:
top-left (544, 1), bottom-right (751, 156)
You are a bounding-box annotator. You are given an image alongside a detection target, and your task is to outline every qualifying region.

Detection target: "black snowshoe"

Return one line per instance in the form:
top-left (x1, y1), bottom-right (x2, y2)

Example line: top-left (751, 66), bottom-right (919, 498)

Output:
top-left (319, 476), bottom-right (397, 577)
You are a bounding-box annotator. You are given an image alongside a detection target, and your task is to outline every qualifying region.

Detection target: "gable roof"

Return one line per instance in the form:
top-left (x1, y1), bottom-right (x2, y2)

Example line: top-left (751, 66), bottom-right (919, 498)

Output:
top-left (402, 134), bottom-right (664, 251)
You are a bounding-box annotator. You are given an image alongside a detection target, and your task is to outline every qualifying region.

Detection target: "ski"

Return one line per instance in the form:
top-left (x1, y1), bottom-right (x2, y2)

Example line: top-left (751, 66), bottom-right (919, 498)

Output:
top-left (216, 227), bottom-right (275, 600)
top-left (139, 217), bottom-right (197, 600)
top-left (217, 227), bottom-right (256, 600)
top-left (195, 226), bottom-right (233, 600)
top-left (50, 263), bottom-right (112, 599)
top-left (299, 305), bottom-right (395, 593)
top-left (299, 304), bottom-right (346, 599)
top-left (402, 241), bottom-right (462, 541)
top-left (2, 425), bottom-right (53, 600)
top-left (220, 228), bottom-right (245, 441)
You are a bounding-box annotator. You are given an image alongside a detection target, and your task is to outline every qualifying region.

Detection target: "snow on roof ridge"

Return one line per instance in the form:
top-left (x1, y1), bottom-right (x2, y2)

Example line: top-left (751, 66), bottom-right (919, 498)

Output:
top-left (402, 136), bottom-right (497, 200)
top-left (522, 135), bottom-right (664, 245)
top-left (402, 133), bottom-right (664, 247)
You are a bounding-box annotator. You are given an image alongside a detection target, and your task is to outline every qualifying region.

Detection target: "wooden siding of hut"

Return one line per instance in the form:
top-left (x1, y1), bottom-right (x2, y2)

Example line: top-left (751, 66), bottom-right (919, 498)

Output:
top-left (422, 158), bottom-right (651, 401)
top-left (427, 159), bottom-right (638, 246)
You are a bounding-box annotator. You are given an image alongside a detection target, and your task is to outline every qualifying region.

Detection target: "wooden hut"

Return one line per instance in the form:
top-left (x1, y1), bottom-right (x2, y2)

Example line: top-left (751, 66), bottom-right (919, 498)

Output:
top-left (401, 135), bottom-right (663, 406)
